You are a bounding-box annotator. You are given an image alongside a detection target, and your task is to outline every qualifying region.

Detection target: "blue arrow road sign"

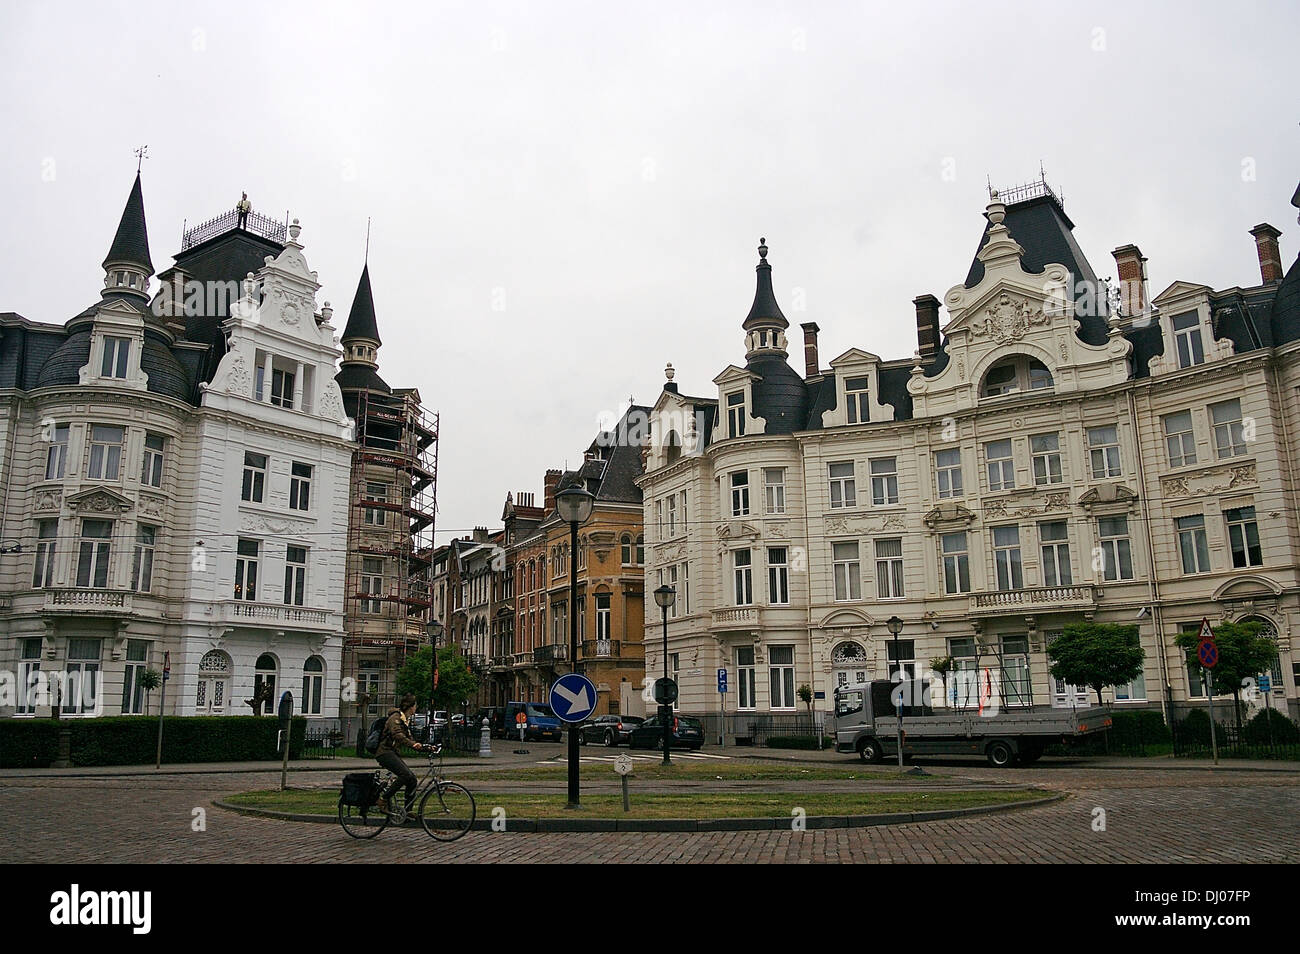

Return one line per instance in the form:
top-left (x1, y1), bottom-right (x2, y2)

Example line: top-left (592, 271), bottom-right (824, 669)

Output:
top-left (549, 673), bottom-right (598, 723)
top-left (717, 668), bottom-right (728, 693)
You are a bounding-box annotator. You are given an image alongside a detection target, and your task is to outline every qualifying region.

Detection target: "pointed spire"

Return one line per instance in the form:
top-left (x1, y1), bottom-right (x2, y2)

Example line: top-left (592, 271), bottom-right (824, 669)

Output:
top-left (102, 172), bottom-right (154, 275)
top-left (342, 263), bottom-right (381, 346)
top-left (743, 236), bottom-right (788, 331)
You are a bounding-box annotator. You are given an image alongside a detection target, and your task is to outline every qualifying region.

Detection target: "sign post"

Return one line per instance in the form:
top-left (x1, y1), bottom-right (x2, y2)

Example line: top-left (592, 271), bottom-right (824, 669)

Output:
top-left (155, 651), bottom-right (170, 769)
top-left (614, 754), bottom-right (633, 812)
top-left (514, 711), bottom-right (528, 754)
top-left (717, 668), bottom-right (728, 747)
top-left (1259, 672), bottom-right (1274, 747)
top-left (278, 691), bottom-right (293, 791)
top-left (1197, 618), bottom-right (1219, 765)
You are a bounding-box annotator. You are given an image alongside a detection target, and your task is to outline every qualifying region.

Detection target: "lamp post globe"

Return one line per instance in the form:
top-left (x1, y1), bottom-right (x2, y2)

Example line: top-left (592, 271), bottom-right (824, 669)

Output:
top-left (653, 585), bottom-right (676, 765)
top-left (555, 485), bottom-right (596, 525)
top-left (556, 483), bottom-right (594, 808)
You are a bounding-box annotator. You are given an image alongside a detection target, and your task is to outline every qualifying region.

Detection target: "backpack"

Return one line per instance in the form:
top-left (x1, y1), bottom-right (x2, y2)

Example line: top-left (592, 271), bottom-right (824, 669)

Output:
top-left (363, 715), bottom-right (389, 755)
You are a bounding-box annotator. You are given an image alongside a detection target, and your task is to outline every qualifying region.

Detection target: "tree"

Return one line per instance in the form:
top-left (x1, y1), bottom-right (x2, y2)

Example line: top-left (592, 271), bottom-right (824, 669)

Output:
top-left (137, 669), bottom-right (162, 715)
top-left (929, 656), bottom-right (954, 704)
top-left (1174, 620), bottom-right (1277, 731)
top-left (1047, 623), bottom-right (1145, 706)
top-left (395, 646), bottom-right (478, 713)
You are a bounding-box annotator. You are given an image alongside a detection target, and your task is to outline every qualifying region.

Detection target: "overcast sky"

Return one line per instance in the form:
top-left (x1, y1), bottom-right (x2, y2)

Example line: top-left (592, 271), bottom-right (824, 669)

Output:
top-left (2, 0), bottom-right (1296, 543)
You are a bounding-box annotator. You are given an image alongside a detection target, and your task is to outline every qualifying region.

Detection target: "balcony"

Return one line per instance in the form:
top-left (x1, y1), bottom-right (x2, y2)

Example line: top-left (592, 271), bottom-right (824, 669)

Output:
top-left (533, 643), bottom-right (569, 666)
top-left (43, 588), bottom-right (134, 615)
top-left (969, 584), bottom-right (1100, 616)
top-left (710, 606), bottom-right (763, 633)
top-left (581, 639), bottom-right (621, 659)
top-left (221, 600), bottom-right (334, 630)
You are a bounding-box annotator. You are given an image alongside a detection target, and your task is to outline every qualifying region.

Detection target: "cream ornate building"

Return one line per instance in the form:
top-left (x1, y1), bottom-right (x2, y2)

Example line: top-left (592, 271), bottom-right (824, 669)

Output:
top-left (639, 179), bottom-right (1300, 728)
top-left (0, 173), bottom-right (353, 722)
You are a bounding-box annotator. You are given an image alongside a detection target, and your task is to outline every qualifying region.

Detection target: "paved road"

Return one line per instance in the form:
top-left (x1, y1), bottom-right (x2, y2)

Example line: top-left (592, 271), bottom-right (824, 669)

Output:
top-left (3, 759), bottom-right (1295, 863)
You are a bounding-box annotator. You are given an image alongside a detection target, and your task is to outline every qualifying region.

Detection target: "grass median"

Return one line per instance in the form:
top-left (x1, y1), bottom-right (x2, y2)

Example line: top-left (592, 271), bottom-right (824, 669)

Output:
top-left (225, 787), bottom-right (1050, 819)
top-left (466, 762), bottom-right (902, 782)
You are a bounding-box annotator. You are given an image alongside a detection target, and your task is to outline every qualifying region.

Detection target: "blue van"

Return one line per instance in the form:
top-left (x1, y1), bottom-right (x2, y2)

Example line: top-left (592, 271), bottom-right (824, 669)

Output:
top-left (503, 701), bottom-right (563, 742)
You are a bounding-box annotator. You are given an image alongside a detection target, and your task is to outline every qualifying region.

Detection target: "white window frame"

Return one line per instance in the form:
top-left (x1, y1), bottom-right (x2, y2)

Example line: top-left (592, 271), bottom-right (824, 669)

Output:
top-left (733, 549), bottom-right (753, 606)
top-left (828, 461), bottom-right (856, 509)
top-left (1172, 311), bottom-right (1205, 369)
top-left (361, 556), bottom-right (385, 614)
top-left (76, 519), bottom-right (113, 588)
top-left (844, 376), bottom-right (870, 425)
top-left (769, 645), bottom-right (796, 710)
top-left (131, 524), bottom-right (156, 593)
top-left (242, 452), bottom-right (268, 503)
top-left (869, 457), bottom-right (899, 506)
top-left (764, 468), bottom-right (786, 514)
top-left (726, 391), bottom-right (746, 438)
top-left (1030, 433), bottom-right (1063, 486)
top-left (736, 646), bottom-right (756, 711)
top-left (301, 656), bottom-right (324, 716)
top-left (1176, 515), bottom-right (1210, 574)
top-left (86, 425), bottom-right (124, 481)
top-left (1210, 400), bottom-right (1247, 459)
top-left (941, 531), bottom-right (970, 594)
top-left (767, 547), bottom-right (789, 605)
top-left (874, 537), bottom-right (904, 599)
top-left (935, 448), bottom-right (963, 499)
top-left (289, 462), bottom-right (312, 511)
top-left (101, 335), bottom-right (130, 379)
top-left (1097, 516), bottom-right (1135, 581)
top-left (17, 638), bottom-right (43, 715)
top-left (1087, 425), bottom-right (1122, 479)
top-left (730, 471), bottom-right (750, 517)
top-left (1164, 411), bottom-right (1197, 468)
top-left (364, 481), bottom-right (389, 526)
top-left (1225, 506), bottom-right (1262, 569)
top-left (46, 424), bottom-right (69, 480)
top-left (33, 520), bottom-right (57, 588)
top-left (62, 637), bottom-right (102, 715)
top-left (284, 545), bottom-right (307, 606)
top-left (1039, 521), bottom-right (1072, 586)
top-left (992, 525), bottom-right (1023, 591)
top-left (832, 541), bottom-right (861, 602)
top-left (140, 433), bottom-right (165, 488)
top-left (986, 439), bottom-right (1015, 491)
top-left (235, 538), bottom-right (260, 601)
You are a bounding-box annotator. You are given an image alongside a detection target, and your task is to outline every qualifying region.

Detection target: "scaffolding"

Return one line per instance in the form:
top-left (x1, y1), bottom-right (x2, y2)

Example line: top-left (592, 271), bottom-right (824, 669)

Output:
top-left (341, 388), bottom-right (439, 732)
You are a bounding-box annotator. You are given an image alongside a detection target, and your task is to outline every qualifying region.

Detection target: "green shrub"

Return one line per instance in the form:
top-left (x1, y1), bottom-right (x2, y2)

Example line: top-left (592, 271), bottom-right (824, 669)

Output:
top-left (1108, 709), bottom-right (1171, 747)
top-left (0, 720), bottom-right (60, 768)
top-left (1174, 709), bottom-right (1227, 746)
top-left (1243, 708), bottom-right (1300, 745)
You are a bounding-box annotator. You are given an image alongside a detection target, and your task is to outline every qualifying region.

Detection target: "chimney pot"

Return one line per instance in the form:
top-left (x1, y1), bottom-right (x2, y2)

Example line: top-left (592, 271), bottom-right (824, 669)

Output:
top-left (800, 321), bottom-right (821, 378)
top-left (1111, 245), bottom-right (1149, 317)
top-left (912, 295), bottom-right (941, 366)
top-left (1250, 224), bottom-right (1283, 285)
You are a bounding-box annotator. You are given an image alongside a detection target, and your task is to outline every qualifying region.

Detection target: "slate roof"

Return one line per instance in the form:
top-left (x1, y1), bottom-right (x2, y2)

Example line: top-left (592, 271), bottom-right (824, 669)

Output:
top-left (553, 405), bottom-right (648, 505)
top-left (743, 240), bottom-right (788, 331)
top-left (102, 173), bottom-right (154, 274)
top-left (747, 353), bottom-right (810, 434)
top-left (1271, 252), bottom-right (1300, 343)
top-left (336, 362), bottom-right (391, 394)
top-left (342, 264), bottom-right (381, 344)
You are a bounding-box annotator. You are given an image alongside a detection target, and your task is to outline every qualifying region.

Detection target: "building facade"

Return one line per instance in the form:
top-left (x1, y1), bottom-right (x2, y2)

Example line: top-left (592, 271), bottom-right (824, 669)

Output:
top-left (0, 175), bottom-right (354, 722)
top-left (640, 179), bottom-right (1300, 729)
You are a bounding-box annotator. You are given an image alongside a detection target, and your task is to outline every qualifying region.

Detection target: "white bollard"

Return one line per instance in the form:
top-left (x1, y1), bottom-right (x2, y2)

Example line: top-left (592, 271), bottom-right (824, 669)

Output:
top-left (478, 717), bottom-right (493, 758)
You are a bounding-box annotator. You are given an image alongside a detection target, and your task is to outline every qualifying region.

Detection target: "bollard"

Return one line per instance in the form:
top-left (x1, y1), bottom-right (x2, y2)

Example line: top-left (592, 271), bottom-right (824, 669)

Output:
top-left (478, 717), bottom-right (493, 758)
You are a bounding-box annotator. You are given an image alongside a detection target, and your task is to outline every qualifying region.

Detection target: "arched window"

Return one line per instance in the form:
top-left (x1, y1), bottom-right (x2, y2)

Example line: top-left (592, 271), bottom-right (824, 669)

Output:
top-left (1239, 616), bottom-right (1283, 688)
top-left (254, 653), bottom-right (278, 715)
top-left (196, 650), bottom-right (231, 715)
top-left (664, 430), bottom-right (682, 465)
top-left (301, 655), bottom-right (324, 716)
top-left (981, 355), bottom-right (1053, 398)
top-left (621, 534), bottom-right (633, 566)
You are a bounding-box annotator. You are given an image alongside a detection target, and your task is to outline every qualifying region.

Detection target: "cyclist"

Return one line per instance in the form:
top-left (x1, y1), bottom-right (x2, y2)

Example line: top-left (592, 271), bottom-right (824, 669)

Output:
top-left (375, 693), bottom-right (432, 814)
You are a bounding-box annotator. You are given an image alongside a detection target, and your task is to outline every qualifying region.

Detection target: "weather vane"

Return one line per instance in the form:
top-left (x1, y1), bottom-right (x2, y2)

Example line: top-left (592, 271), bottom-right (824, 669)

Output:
top-left (134, 145), bottom-right (149, 172)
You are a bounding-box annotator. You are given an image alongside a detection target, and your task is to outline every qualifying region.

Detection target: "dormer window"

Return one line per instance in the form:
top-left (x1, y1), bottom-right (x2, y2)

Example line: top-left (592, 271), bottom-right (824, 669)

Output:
top-left (101, 336), bottom-right (130, 379)
top-left (726, 391), bottom-right (746, 438)
top-left (844, 376), bottom-right (869, 424)
top-left (1172, 312), bottom-right (1205, 368)
top-left (980, 355), bottom-right (1053, 398)
top-left (115, 271), bottom-right (127, 286)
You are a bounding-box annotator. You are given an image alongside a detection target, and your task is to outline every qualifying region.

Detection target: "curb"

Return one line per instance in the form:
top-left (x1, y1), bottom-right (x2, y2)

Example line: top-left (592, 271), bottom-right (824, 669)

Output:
top-left (211, 790), bottom-right (1065, 833)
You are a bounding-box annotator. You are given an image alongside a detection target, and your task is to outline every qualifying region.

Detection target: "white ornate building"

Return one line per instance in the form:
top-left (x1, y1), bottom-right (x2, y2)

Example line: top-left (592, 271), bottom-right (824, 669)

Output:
top-left (639, 179), bottom-right (1300, 728)
top-left (0, 174), bottom-right (353, 722)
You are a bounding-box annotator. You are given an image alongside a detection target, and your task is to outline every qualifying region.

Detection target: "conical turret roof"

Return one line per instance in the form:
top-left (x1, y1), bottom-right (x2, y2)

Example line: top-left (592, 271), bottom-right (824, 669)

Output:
top-left (342, 264), bottom-right (381, 344)
top-left (102, 173), bottom-right (153, 274)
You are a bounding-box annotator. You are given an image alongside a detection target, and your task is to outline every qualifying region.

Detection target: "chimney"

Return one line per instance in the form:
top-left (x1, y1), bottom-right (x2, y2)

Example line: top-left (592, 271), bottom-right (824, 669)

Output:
top-left (800, 322), bottom-right (820, 378)
top-left (543, 469), bottom-right (561, 513)
top-left (1111, 245), bottom-right (1148, 317)
top-left (472, 526), bottom-right (488, 543)
top-left (1250, 224), bottom-right (1283, 284)
top-left (912, 295), bottom-right (941, 366)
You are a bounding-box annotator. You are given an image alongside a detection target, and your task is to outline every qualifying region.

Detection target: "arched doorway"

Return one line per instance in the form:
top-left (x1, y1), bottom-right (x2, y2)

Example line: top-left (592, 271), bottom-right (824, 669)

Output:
top-left (254, 653), bottom-right (278, 714)
top-left (196, 650), bottom-right (231, 715)
top-left (831, 640), bottom-right (869, 691)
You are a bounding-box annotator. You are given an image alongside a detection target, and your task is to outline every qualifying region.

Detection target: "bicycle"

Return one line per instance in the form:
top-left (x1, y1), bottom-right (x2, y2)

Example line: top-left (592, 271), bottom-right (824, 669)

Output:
top-left (338, 745), bottom-right (476, 842)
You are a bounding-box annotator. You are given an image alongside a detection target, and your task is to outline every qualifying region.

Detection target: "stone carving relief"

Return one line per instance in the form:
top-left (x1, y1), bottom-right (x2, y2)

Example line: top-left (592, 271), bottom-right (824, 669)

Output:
top-left (970, 292), bottom-right (1048, 344)
top-left (227, 352), bottom-right (251, 397)
top-left (67, 489), bottom-right (132, 515)
top-left (138, 495), bottom-right (166, 519)
top-left (241, 513), bottom-right (311, 535)
top-left (34, 489), bottom-right (62, 513)
top-left (1161, 463), bottom-right (1256, 499)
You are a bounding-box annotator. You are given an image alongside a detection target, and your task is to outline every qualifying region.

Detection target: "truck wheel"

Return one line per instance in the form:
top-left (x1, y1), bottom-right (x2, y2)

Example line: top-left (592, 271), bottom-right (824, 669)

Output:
top-left (986, 741), bottom-right (1016, 767)
top-left (858, 738), bottom-right (884, 764)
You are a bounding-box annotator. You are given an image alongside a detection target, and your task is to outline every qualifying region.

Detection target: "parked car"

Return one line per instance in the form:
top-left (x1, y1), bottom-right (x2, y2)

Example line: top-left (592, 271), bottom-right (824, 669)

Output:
top-left (471, 707), bottom-right (507, 737)
top-left (628, 713), bottom-right (705, 750)
top-left (579, 714), bottom-right (645, 747)
top-left (409, 712), bottom-right (431, 742)
top-left (502, 701), bottom-right (563, 742)
top-left (450, 713), bottom-right (467, 727)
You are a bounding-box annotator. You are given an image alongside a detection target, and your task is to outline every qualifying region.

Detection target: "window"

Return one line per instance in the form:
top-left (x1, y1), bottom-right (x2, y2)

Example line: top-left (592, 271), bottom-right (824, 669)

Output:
top-left (17, 638), bottom-right (42, 716)
top-left (874, 538), bottom-right (904, 599)
top-left (271, 368), bottom-right (295, 409)
top-left (733, 549), bottom-right (753, 605)
top-left (935, 448), bottom-right (963, 498)
top-left (63, 638), bottom-right (102, 715)
top-left (356, 659), bottom-right (381, 717)
top-left (1112, 668), bottom-right (1147, 702)
top-left (829, 461), bottom-right (856, 509)
top-left (844, 376), bottom-right (870, 424)
top-left (140, 433), bottom-right (164, 488)
top-left (1210, 400), bottom-right (1247, 459)
top-left (981, 355), bottom-right (1053, 397)
top-left (595, 593), bottom-right (611, 642)
top-left (253, 654), bottom-right (277, 715)
top-left (122, 639), bottom-right (150, 715)
top-left (235, 538), bottom-right (260, 600)
top-left (941, 531), bottom-right (970, 594)
top-left (101, 336), bottom-right (130, 378)
top-left (670, 653), bottom-right (680, 709)
top-left (289, 462), bottom-right (312, 511)
top-left (666, 493), bottom-right (679, 535)
top-left (655, 500), bottom-right (663, 537)
top-left (1087, 426), bottom-right (1122, 479)
top-left (284, 545), bottom-right (307, 605)
top-left (1000, 635), bottom-right (1031, 706)
top-left (242, 452), bottom-right (268, 502)
top-left (33, 520), bottom-right (57, 588)
top-left (364, 482), bottom-right (389, 526)
top-left (86, 425), bottom-right (124, 480)
top-left (46, 424), bottom-right (69, 479)
top-left (680, 561), bottom-right (690, 614)
top-left (832, 541), bottom-right (861, 601)
top-left (621, 534), bottom-right (634, 566)
top-left (885, 639), bottom-right (916, 682)
top-left (680, 491), bottom-right (687, 531)
top-left (1031, 433), bottom-right (1063, 486)
top-left (726, 391), bottom-right (746, 438)
top-left (1164, 411), bottom-right (1197, 467)
top-left (767, 547), bottom-right (789, 604)
top-left (1098, 516), bottom-right (1135, 581)
top-left (986, 439), bottom-right (1015, 491)
top-left (132, 524), bottom-right (156, 593)
top-left (1172, 311), bottom-right (1205, 368)
top-left (1039, 521), bottom-right (1072, 586)
top-left (764, 468), bottom-right (786, 514)
top-left (361, 557), bottom-right (384, 614)
top-left (736, 647), bottom-right (756, 710)
top-left (76, 519), bottom-right (112, 588)
top-left (992, 525), bottom-right (1023, 591)
top-left (730, 471), bottom-right (750, 517)
top-left (302, 656), bottom-right (324, 716)
top-left (1225, 506), bottom-right (1262, 568)
top-left (870, 458), bottom-right (899, 505)
top-left (769, 645), bottom-right (796, 709)
top-left (659, 564), bottom-right (682, 619)
top-left (1176, 515), bottom-right (1210, 574)
top-left (637, 535), bottom-right (645, 566)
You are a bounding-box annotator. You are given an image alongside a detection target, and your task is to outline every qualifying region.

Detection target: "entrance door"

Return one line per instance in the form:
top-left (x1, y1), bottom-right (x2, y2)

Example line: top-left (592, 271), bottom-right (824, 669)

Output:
top-left (1050, 675), bottom-right (1089, 708)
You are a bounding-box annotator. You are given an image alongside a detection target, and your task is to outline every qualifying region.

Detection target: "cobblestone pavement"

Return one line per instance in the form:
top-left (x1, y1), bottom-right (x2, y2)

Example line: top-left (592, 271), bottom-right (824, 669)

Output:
top-left (2, 761), bottom-right (1295, 863)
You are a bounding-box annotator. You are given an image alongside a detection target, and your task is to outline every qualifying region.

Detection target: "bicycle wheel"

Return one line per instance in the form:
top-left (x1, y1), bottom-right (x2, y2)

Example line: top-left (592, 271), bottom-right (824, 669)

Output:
top-left (338, 795), bottom-right (390, 839)
top-left (419, 782), bottom-right (476, 842)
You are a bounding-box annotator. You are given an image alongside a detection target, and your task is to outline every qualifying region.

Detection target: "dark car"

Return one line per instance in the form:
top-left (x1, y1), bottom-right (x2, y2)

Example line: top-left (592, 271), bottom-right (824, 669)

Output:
top-left (628, 713), bottom-right (704, 750)
top-left (409, 712), bottom-right (431, 743)
top-left (502, 701), bottom-right (563, 742)
top-left (579, 714), bottom-right (645, 747)
top-left (470, 707), bottom-right (506, 737)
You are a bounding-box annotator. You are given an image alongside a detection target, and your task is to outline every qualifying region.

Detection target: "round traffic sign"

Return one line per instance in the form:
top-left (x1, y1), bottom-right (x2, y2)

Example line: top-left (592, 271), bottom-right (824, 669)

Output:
top-left (515, 712), bottom-right (527, 725)
top-left (653, 677), bottom-right (678, 705)
top-left (1198, 639), bottom-right (1219, 669)
top-left (549, 673), bottom-right (598, 723)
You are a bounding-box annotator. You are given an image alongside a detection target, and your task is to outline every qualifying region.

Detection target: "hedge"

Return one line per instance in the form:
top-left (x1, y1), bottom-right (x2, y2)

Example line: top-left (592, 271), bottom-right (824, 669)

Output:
top-left (765, 735), bottom-right (836, 750)
top-left (1243, 708), bottom-right (1300, 745)
top-left (1108, 709), bottom-right (1172, 748)
top-left (0, 716), bottom-right (306, 768)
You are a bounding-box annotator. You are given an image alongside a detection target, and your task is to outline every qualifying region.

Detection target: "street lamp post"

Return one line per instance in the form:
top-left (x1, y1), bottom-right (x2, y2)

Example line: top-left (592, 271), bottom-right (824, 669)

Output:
top-left (887, 615), bottom-right (905, 771)
top-left (555, 485), bottom-right (595, 808)
top-left (653, 584), bottom-right (677, 766)
top-left (426, 619), bottom-right (444, 743)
